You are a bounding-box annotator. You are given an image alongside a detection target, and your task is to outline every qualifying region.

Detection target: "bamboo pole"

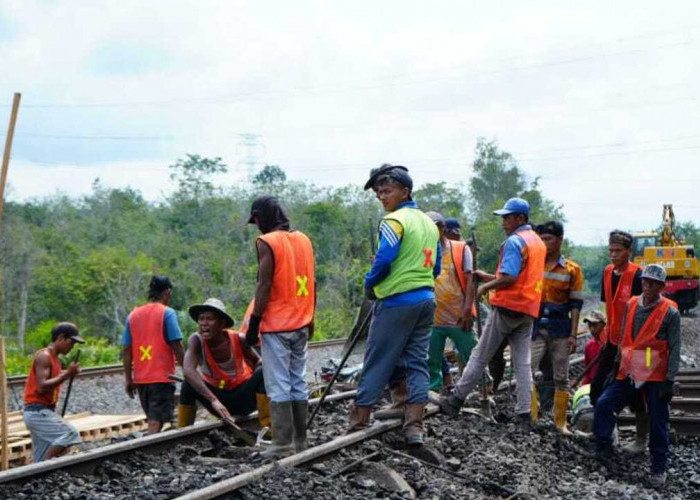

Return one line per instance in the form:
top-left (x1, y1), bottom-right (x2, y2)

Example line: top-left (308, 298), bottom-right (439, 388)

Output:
top-left (1, 337), bottom-right (8, 470)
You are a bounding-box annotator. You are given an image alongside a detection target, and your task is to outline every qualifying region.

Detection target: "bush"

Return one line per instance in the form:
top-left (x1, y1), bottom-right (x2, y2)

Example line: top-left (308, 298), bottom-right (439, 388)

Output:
top-left (24, 319), bottom-right (56, 353)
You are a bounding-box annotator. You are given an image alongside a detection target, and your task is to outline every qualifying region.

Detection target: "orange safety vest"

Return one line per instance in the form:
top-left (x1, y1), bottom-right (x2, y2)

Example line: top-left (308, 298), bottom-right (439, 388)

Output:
top-left (129, 302), bottom-right (176, 384)
top-left (617, 296), bottom-right (674, 382)
top-left (490, 228), bottom-right (546, 318)
top-left (449, 239), bottom-right (477, 317)
top-left (602, 262), bottom-right (641, 346)
top-left (24, 348), bottom-right (62, 407)
top-left (200, 330), bottom-right (254, 390)
top-left (246, 230), bottom-right (316, 334)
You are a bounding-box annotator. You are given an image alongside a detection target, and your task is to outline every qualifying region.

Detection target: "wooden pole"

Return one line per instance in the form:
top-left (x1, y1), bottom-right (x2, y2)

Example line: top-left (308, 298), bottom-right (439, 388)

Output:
top-left (0, 93), bottom-right (22, 322)
top-left (0, 92), bottom-right (21, 233)
top-left (1, 337), bottom-right (9, 470)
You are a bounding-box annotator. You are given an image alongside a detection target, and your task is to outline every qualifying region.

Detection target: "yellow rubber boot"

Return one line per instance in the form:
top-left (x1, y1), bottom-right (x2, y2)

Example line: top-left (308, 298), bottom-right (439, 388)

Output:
top-left (177, 404), bottom-right (196, 428)
top-left (256, 393), bottom-right (272, 429)
top-left (531, 385), bottom-right (539, 423)
top-left (553, 391), bottom-right (573, 436)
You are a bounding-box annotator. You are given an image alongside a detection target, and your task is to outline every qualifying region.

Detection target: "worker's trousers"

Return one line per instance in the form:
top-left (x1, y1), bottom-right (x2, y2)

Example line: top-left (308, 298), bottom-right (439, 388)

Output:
top-left (531, 332), bottom-right (571, 392)
top-left (356, 299), bottom-right (435, 406)
top-left (261, 328), bottom-right (309, 403)
top-left (594, 378), bottom-right (670, 474)
top-left (454, 307), bottom-right (533, 415)
top-left (428, 326), bottom-right (477, 391)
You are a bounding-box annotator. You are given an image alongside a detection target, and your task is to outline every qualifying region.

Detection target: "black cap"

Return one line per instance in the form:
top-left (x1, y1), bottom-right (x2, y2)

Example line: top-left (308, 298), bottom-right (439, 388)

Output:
top-left (51, 322), bottom-right (85, 343)
top-left (364, 164), bottom-right (410, 190)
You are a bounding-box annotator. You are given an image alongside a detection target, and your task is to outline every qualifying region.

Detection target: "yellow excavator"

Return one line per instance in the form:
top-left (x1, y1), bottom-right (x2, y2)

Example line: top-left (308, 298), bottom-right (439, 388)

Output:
top-left (632, 204), bottom-right (699, 314)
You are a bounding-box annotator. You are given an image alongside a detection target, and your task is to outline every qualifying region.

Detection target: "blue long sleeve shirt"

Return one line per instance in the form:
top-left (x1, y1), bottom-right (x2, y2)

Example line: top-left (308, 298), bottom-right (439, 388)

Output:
top-left (364, 201), bottom-right (441, 306)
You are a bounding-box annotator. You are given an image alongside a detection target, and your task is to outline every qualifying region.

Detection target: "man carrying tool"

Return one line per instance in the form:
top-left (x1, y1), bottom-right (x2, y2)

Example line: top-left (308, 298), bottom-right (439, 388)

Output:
top-left (244, 195), bottom-right (315, 456)
top-left (122, 275), bottom-right (185, 434)
top-left (530, 221), bottom-right (584, 435)
top-left (439, 198), bottom-right (546, 428)
top-left (348, 164), bottom-right (440, 447)
top-left (23, 322), bottom-right (84, 462)
top-left (593, 264), bottom-right (681, 488)
top-left (178, 298), bottom-right (268, 429)
top-left (424, 211), bottom-right (476, 393)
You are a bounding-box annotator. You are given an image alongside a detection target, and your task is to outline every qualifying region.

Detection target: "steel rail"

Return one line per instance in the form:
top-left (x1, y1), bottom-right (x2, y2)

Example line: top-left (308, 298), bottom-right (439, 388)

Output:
top-left (6, 338), bottom-right (350, 387)
top-left (0, 390), bottom-right (357, 485)
top-left (174, 404), bottom-right (440, 500)
top-left (617, 412), bottom-right (700, 436)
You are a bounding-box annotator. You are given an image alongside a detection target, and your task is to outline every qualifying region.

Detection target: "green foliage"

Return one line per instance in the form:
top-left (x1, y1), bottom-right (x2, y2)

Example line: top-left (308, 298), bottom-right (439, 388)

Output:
top-left (252, 164), bottom-right (287, 187)
top-left (24, 320), bottom-right (55, 352)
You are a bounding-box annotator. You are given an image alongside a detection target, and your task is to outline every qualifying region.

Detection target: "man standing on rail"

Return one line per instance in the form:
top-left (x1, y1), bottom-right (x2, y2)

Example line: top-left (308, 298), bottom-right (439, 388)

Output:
top-left (590, 231), bottom-right (648, 452)
top-left (122, 276), bottom-right (185, 434)
top-left (530, 221), bottom-right (584, 435)
top-left (424, 211), bottom-right (476, 393)
top-left (348, 164), bottom-right (440, 447)
top-left (439, 198), bottom-right (546, 428)
top-left (23, 322), bottom-right (84, 462)
top-left (178, 298), bottom-right (268, 429)
top-left (593, 264), bottom-right (680, 488)
top-left (244, 196), bottom-right (315, 456)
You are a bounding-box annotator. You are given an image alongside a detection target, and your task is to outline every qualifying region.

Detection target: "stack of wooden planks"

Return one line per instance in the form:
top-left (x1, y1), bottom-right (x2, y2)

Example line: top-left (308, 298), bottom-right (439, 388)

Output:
top-left (0, 410), bottom-right (149, 466)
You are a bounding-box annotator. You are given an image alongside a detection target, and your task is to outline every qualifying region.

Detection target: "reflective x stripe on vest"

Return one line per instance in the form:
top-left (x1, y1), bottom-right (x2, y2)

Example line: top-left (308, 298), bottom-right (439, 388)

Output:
top-left (617, 297), bottom-right (673, 383)
top-left (139, 345), bottom-right (152, 361)
top-left (490, 228), bottom-right (546, 318)
top-left (603, 262), bottom-right (641, 346)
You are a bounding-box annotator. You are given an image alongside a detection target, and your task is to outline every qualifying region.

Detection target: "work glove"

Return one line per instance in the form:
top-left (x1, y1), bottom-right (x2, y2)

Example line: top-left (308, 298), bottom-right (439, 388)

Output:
top-left (659, 380), bottom-right (675, 404)
top-left (245, 315), bottom-right (262, 346)
top-left (364, 287), bottom-right (377, 301)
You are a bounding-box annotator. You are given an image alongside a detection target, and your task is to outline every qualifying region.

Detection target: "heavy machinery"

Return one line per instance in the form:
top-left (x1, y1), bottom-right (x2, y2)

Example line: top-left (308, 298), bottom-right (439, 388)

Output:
top-left (632, 204), bottom-right (699, 313)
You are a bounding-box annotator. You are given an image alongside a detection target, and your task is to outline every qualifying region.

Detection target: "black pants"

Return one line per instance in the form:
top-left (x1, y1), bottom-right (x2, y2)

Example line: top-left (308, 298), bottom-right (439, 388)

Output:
top-left (590, 342), bottom-right (618, 406)
top-left (488, 339), bottom-right (509, 389)
top-left (180, 367), bottom-right (265, 416)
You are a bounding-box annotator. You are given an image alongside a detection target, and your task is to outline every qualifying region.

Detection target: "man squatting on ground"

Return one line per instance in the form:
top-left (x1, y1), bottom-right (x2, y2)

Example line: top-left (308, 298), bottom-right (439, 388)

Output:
top-left (439, 197), bottom-right (546, 427)
top-left (178, 298), bottom-right (269, 429)
top-left (243, 195), bottom-right (316, 457)
top-left (122, 276), bottom-right (184, 434)
top-left (530, 221), bottom-right (584, 435)
top-left (594, 264), bottom-right (681, 487)
top-left (23, 322), bottom-right (84, 462)
top-left (590, 230), bottom-right (648, 452)
top-left (349, 164), bottom-right (440, 446)
top-left (425, 212), bottom-right (477, 393)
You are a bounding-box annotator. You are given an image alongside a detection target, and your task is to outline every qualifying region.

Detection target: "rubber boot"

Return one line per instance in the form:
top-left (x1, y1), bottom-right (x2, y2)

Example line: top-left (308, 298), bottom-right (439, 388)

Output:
top-left (553, 391), bottom-right (573, 436)
top-left (291, 400), bottom-right (308, 452)
top-left (348, 404), bottom-right (372, 433)
top-left (403, 403), bottom-right (425, 445)
top-left (623, 412), bottom-right (649, 454)
top-left (375, 379), bottom-right (408, 420)
top-left (261, 401), bottom-right (294, 458)
top-left (176, 404), bottom-right (196, 428)
top-left (256, 393), bottom-right (271, 429)
top-left (531, 385), bottom-right (539, 423)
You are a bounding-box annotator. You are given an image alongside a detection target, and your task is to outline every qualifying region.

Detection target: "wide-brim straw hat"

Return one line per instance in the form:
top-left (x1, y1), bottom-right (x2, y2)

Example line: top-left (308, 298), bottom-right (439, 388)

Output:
top-left (188, 298), bottom-right (235, 328)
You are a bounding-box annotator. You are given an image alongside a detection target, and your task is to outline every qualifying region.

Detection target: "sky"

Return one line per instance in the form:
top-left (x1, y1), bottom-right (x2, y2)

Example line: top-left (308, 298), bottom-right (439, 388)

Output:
top-left (1, 0), bottom-right (700, 245)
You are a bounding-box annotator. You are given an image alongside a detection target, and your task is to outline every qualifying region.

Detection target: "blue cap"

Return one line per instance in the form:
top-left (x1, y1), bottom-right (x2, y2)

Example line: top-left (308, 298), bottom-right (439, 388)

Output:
top-left (445, 218), bottom-right (461, 230)
top-left (493, 197), bottom-right (530, 217)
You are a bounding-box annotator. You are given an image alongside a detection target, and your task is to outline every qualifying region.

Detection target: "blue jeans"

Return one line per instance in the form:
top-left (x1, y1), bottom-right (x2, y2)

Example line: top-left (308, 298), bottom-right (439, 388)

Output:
top-left (594, 378), bottom-right (670, 473)
top-left (356, 299), bottom-right (435, 406)
top-left (261, 328), bottom-right (309, 403)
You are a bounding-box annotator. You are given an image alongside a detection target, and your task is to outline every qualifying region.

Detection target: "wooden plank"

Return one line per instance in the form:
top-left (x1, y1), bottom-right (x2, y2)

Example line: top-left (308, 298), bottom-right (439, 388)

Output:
top-left (1, 337), bottom-right (8, 470)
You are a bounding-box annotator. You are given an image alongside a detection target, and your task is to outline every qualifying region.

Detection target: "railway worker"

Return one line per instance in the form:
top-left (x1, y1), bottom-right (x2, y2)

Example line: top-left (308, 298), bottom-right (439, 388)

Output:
top-left (348, 164), bottom-right (440, 447)
top-left (530, 221), bottom-right (584, 435)
top-left (439, 197), bottom-right (546, 428)
top-left (23, 322), bottom-right (84, 462)
top-left (424, 211), bottom-right (477, 393)
top-left (122, 276), bottom-right (185, 434)
top-left (178, 298), bottom-right (268, 430)
top-left (590, 231), bottom-right (642, 405)
top-left (581, 311), bottom-right (606, 386)
top-left (244, 195), bottom-right (315, 456)
top-left (593, 264), bottom-right (681, 488)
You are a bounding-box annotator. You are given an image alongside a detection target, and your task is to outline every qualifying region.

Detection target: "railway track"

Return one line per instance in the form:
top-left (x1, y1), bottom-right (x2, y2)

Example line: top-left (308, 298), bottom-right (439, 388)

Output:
top-left (6, 337), bottom-right (350, 388)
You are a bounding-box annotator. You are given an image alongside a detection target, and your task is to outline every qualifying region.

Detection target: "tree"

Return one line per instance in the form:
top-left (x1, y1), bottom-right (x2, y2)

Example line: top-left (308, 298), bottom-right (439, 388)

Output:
top-left (469, 138), bottom-right (525, 215)
top-left (169, 154), bottom-right (228, 201)
top-left (413, 182), bottom-right (468, 219)
top-left (252, 164), bottom-right (287, 188)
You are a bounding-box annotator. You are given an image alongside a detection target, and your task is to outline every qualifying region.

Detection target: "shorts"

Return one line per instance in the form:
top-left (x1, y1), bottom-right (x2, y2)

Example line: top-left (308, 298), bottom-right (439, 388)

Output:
top-left (23, 408), bottom-right (82, 462)
top-left (137, 383), bottom-right (175, 422)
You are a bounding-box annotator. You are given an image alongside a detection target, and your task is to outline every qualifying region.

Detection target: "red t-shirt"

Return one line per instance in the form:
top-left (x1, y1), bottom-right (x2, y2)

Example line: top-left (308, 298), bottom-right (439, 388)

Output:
top-left (582, 338), bottom-right (603, 385)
